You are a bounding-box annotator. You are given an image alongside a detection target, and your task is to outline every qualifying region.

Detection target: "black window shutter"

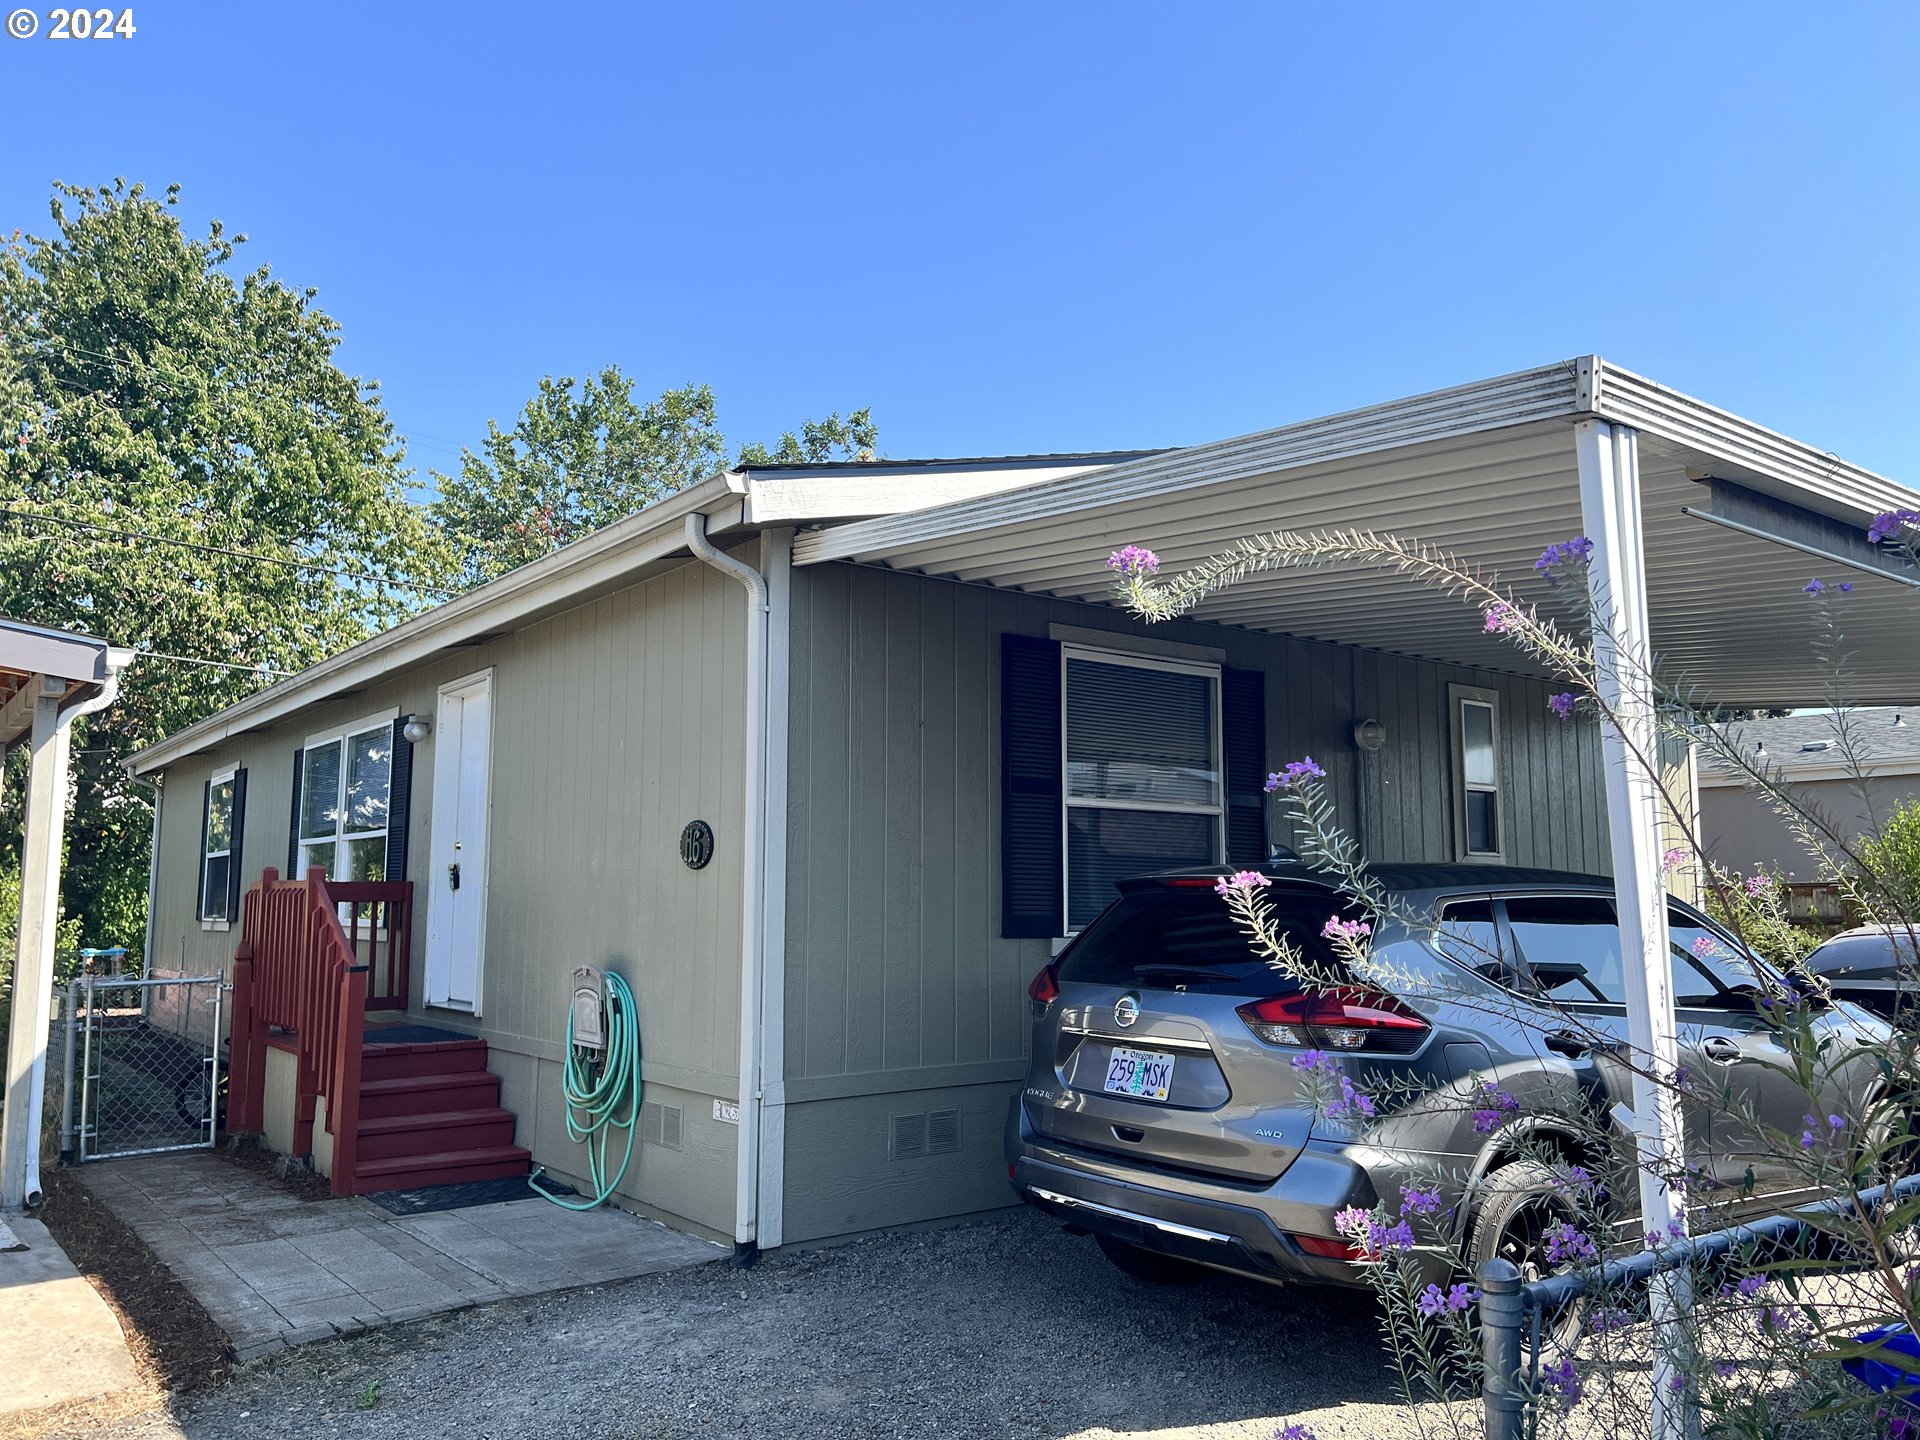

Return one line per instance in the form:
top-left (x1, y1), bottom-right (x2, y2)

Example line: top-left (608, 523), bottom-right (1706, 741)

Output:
top-left (196, 779), bottom-right (212, 921)
top-left (1222, 667), bottom-right (1268, 866)
top-left (385, 717), bottom-right (414, 883)
top-left (286, 747), bottom-right (303, 875)
top-left (1001, 634), bottom-right (1064, 938)
top-left (226, 767), bottom-right (249, 921)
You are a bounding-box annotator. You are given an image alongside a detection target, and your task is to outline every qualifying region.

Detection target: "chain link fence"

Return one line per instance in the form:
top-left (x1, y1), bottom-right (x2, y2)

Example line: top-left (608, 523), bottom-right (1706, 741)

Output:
top-left (65, 972), bottom-right (224, 1161)
top-left (1480, 1177), bottom-right (1920, 1440)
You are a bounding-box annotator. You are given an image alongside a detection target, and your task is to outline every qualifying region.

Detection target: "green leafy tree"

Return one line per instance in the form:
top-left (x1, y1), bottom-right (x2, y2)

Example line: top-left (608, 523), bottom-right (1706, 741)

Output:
top-left (735, 408), bottom-right (877, 467)
top-left (1857, 796), bottom-right (1920, 921)
top-left (0, 180), bottom-right (449, 953)
top-left (431, 368), bottom-right (877, 588)
top-left (429, 369), bottom-right (729, 587)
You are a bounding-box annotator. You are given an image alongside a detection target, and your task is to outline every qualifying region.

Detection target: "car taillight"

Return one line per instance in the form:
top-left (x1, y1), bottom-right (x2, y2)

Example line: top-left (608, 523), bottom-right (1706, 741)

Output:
top-left (1292, 1232), bottom-right (1365, 1261)
top-left (1236, 989), bottom-right (1428, 1053)
top-left (1027, 964), bottom-right (1060, 1005)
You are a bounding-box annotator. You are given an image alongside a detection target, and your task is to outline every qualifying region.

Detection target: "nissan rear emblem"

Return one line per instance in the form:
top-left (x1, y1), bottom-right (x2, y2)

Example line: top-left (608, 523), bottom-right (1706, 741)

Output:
top-left (1114, 995), bottom-right (1141, 1028)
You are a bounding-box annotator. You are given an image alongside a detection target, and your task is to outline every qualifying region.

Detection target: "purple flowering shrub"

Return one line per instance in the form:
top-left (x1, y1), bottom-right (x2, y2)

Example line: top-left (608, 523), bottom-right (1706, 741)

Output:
top-left (1104, 524), bottom-right (1920, 1438)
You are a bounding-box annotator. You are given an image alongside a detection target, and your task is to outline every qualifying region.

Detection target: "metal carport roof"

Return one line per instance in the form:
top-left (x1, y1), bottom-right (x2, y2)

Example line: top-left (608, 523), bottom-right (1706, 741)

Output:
top-left (792, 357), bottom-right (1920, 709)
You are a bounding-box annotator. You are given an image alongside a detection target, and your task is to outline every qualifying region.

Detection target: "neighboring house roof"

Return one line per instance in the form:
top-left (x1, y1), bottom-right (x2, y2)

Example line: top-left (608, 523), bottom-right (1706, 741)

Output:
top-left (1697, 708), bottom-right (1920, 786)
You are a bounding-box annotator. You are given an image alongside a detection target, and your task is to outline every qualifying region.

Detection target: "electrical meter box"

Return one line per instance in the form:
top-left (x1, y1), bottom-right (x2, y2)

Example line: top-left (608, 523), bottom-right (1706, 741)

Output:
top-left (570, 966), bottom-right (607, 1051)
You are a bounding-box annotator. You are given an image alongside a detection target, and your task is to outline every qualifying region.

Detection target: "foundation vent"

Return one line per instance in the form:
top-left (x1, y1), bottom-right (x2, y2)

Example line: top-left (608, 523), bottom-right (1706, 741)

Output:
top-left (890, 1108), bottom-right (961, 1159)
top-left (642, 1101), bottom-right (684, 1150)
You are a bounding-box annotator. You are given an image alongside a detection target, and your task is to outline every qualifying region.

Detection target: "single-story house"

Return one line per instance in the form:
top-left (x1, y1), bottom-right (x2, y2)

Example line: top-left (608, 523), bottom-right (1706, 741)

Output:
top-left (127, 357), bottom-right (1920, 1255)
top-left (1698, 707), bottom-right (1920, 877)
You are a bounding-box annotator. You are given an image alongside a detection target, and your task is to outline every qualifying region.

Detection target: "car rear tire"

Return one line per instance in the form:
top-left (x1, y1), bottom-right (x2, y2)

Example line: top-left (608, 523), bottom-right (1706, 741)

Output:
top-left (1465, 1159), bottom-right (1589, 1351)
top-left (1094, 1233), bottom-right (1199, 1284)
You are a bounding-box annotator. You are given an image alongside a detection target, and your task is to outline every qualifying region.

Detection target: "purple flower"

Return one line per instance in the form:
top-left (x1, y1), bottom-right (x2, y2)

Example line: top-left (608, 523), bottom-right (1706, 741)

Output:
top-left (1321, 916), bottom-right (1372, 944)
top-left (1744, 873), bottom-right (1771, 897)
top-left (1328, 1075), bottom-right (1377, 1121)
top-left (1541, 1357), bottom-right (1583, 1405)
top-left (1471, 1085), bottom-right (1518, 1135)
top-left (1370, 1218), bottom-right (1416, 1252)
top-left (1805, 578), bottom-right (1827, 595)
top-left (1333, 1206), bottom-right (1373, 1240)
top-left (1868, 509), bottom-right (1920, 545)
top-left (1483, 602), bottom-right (1522, 634)
top-left (1736, 1273), bottom-right (1768, 1297)
top-left (1265, 756), bottom-right (1326, 792)
top-left (1400, 1186), bottom-right (1442, 1217)
top-left (1214, 870), bottom-right (1271, 897)
top-left (1691, 934), bottom-right (1722, 958)
top-left (1551, 1165), bottom-right (1595, 1196)
top-left (1414, 1282), bottom-right (1475, 1318)
top-left (1106, 544), bottom-right (1160, 577)
top-left (1535, 536), bottom-right (1595, 579)
top-left (1547, 692), bottom-right (1576, 720)
top-left (1662, 846), bottom-right (1690, 873)
top-left (1584, 1305), bottom-right (1631, 1335)
top-left (1291, 1049), bottom-right (1334, 1075)
top-left (1543, 1222), bottom-right (1598, 1266)
top-left (1712, 1360), bottom-right (1737, 1380)
top-left (1840, 581), bottom-right (1853, 592)
top-left (1276, 1426), bottom-right (1318, 1440)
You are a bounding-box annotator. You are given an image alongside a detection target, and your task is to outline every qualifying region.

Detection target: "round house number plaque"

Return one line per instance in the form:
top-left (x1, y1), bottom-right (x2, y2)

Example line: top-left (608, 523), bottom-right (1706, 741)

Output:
top-left (679, 820), bottom-right (715, 870)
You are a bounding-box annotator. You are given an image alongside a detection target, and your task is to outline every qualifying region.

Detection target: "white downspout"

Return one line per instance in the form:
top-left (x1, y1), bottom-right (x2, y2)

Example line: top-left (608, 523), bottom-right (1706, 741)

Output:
top-left (684, 513), bottom-right (770, 1262)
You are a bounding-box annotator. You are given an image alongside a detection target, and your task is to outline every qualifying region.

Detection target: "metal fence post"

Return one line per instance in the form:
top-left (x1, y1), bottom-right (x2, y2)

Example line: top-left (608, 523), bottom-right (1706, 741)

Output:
top-left (1479, 1257), bottom-right (1528, 1440)
top-left (58, 979), bottom-right (80, 1163)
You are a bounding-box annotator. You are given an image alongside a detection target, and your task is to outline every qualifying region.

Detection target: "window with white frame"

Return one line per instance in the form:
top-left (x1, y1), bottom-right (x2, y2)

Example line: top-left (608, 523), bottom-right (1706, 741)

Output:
top-left (297, 717), bottom-right (393, 883)
top-left (200, 770), bottom-right (237, 923)
top-left (1063, 647), bottom-right (1223, 929)
top-left (1450, 684), bottom-right (1503, 860)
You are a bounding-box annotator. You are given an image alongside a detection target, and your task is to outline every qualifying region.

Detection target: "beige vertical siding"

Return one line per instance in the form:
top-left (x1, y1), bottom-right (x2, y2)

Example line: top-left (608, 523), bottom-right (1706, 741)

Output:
top-left (147, 556), bottom-right (749, 1239)
top-left (1701, 773), bottom-right (1920, 877)
top-left (778, 562), bottom-right (1612, 1244)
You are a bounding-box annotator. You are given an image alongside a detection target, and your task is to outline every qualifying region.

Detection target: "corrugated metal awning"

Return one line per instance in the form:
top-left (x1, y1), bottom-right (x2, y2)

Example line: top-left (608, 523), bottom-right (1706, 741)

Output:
top-left (794, 359), bottom-right (1920, 708)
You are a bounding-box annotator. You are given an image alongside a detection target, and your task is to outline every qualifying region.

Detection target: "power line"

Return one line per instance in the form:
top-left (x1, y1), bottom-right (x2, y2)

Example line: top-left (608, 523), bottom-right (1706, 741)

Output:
top-left (0, 506), bottom-right (458, 598)
top-left (129, 649), bottom-right (292, 677)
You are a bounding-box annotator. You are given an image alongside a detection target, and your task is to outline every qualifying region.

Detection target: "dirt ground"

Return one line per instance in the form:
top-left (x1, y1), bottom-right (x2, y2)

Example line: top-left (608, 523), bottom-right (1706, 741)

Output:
top-left (41, 1207), bottom-right (1433, 1440)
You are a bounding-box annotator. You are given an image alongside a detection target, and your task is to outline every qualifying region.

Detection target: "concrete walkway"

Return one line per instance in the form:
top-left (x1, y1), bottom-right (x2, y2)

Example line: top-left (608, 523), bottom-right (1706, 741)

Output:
top-left (81, 1153), bottom-right (723, 1361)
top-left (0, 1215), bottom-right (144, 1418)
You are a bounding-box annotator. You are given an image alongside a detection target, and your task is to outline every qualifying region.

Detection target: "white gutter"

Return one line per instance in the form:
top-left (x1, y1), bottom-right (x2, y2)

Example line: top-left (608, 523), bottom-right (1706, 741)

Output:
top-left (683, 513), bottom-right (771, 1262)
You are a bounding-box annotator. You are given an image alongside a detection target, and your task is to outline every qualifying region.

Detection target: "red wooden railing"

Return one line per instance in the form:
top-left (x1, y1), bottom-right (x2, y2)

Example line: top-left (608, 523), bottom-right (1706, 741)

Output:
top-left (227, 869), bottom-right (411, 1196)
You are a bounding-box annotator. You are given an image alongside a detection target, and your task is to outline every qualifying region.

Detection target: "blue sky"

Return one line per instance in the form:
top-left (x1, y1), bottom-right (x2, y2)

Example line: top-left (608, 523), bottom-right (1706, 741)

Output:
top-left (4, 2), bottom-right (1916, 485)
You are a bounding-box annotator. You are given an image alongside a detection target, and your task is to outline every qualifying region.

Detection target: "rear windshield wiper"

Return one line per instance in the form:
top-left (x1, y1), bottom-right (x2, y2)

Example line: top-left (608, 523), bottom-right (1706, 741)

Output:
top-left (1132, 962), bottom-right (1259, 982)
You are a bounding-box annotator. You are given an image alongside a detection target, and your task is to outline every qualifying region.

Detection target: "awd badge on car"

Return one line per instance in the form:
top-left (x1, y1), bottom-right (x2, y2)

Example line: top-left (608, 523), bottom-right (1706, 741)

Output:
top-left (1114, 994), bottom-right (1141, 1028)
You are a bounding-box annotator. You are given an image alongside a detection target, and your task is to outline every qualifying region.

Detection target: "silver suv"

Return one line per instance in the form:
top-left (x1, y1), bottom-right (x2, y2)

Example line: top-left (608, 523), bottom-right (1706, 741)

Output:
top-left (1006, 863), bottom-right (1888, 1289)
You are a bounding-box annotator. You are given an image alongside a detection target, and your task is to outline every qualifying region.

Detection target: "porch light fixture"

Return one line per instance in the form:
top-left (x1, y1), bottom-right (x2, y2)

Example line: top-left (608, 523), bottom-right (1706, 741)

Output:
top-left (1353, 718), bottom-right (1388, 753)
top-left (402, 715), bottom-right (432, 744)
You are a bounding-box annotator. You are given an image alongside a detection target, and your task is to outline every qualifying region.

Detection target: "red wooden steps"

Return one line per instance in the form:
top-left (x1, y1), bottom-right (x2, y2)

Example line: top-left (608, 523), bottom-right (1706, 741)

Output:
top-left (346, 1034), bottom-right (529, 1194)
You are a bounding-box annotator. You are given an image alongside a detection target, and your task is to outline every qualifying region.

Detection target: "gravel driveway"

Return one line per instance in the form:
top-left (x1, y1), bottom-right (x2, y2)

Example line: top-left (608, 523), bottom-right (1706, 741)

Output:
top-left (87, 1208), bottom-right (1434, 1440)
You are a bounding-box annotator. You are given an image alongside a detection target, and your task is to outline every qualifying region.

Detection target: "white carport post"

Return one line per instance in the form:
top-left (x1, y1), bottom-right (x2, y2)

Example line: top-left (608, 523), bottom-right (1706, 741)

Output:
top-left (1575, 418), bottom-right (1692, 1439)
top-left (2, 678), bottom-right (79, 1211)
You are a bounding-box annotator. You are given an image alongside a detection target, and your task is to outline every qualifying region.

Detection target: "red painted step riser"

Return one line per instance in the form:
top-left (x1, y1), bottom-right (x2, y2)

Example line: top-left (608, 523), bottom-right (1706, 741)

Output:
top-left (357, 1077), bottom-right (501, 1119)
top-left (359, 1048), bottom-right (489, 1082)
top-left (356, 1117), bottom-right (518, 1160)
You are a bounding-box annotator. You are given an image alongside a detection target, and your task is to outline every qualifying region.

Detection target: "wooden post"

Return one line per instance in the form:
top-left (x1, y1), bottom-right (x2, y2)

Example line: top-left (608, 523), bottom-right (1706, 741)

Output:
top-left (331, 966), bottom-right (368, 1196)
top-left (228, 941), bottom-right (260, 1134)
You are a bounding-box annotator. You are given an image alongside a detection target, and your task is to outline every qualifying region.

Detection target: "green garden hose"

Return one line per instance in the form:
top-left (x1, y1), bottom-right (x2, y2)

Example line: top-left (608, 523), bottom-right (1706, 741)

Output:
top-left (529, 969), bottom-right (641, 1210)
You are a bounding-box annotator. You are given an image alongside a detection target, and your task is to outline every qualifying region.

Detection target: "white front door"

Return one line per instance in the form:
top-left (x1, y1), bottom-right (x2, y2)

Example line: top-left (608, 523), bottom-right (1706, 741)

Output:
top-left (424, 670), bottom-right (493, 1013)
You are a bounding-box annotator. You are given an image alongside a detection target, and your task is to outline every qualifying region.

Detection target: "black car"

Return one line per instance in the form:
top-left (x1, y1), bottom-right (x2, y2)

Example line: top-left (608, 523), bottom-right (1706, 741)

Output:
top-left (1803, 925), bottom-right (1920, 1025)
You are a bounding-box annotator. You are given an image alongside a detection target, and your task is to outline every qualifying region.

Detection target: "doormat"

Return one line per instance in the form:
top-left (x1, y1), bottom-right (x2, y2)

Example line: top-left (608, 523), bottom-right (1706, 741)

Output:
top-left (365, 1175), bottom-right (576, 1216)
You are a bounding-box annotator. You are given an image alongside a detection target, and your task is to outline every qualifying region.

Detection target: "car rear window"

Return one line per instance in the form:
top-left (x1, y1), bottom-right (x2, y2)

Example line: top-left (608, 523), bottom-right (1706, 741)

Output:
top-left (1808, 932), bottom-right (1906, 980)
top-left (1056, 884), bottom-right (1349, 995)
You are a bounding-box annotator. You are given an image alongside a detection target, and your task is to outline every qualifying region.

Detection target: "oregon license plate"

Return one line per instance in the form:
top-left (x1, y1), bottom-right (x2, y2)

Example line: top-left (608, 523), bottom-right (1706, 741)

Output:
top-left (1104, 1046), bottom-right (1176, 1102)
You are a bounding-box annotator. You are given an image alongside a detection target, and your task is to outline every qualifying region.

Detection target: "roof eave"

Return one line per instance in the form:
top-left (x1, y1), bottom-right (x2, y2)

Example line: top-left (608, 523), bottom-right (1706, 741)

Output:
top-left (127, 474), bottom-right (747, 776)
